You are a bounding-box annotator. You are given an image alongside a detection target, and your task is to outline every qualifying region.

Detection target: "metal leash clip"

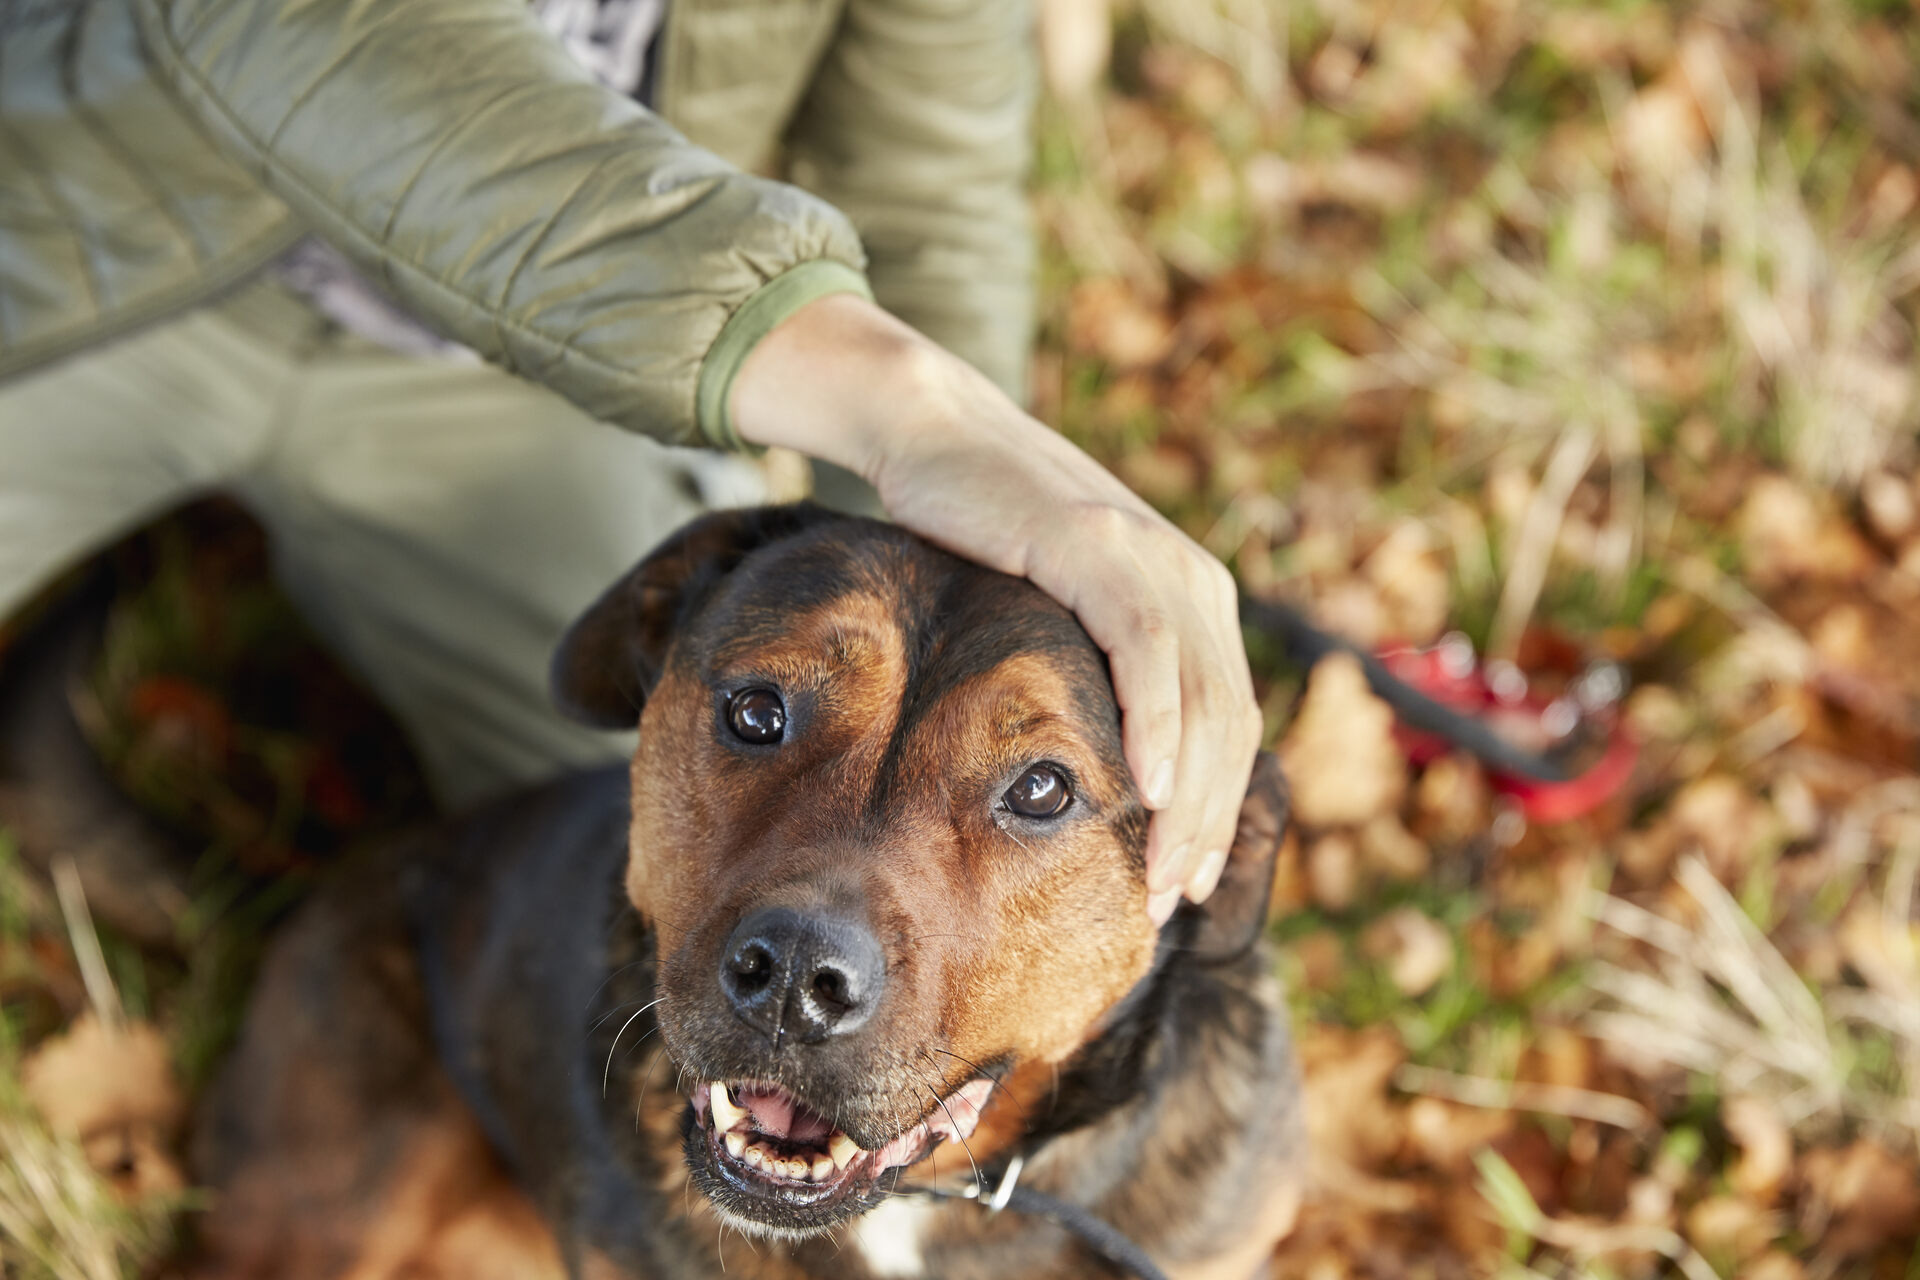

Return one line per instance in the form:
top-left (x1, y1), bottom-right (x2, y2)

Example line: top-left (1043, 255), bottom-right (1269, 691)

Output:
top-left (961, 1151), bottom-right (1025, 1213)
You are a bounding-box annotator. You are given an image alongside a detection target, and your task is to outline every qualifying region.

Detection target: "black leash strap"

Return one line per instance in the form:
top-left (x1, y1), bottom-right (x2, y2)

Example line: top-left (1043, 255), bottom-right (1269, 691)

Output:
top-left (916, 1155), bottom-right (1172, 1280)
top-left (1239, 596), bottom-right (1570, 783)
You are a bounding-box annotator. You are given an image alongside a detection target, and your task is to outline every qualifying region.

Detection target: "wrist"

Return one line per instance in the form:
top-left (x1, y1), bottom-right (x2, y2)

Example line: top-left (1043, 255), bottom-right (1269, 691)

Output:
top-left (729, 294), bottom-right (962, 484)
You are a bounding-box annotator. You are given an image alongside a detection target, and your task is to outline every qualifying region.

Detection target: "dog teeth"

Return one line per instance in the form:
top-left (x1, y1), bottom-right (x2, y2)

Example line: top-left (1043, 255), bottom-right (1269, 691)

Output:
top-left (726, 1134), bottom-right (846, 1183)
top-left (710, 1082), bottom-right (745, 1133)
top-left (829, 1131), bottom-right (861, 1170)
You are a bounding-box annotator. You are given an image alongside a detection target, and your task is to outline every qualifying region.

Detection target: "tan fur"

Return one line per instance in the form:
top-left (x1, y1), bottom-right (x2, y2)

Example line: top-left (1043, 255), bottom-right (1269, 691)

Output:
top-left (627, 601), bottom-right (1160, 1148)
top-left (195, 515), bottom-right (1302, 1280)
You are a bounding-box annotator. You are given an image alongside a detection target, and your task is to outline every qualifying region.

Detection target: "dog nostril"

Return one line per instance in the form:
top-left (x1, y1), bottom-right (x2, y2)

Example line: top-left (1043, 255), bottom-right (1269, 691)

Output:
top-left (811, 967), bottom-right (851, 1011)
top-left (728, 942), bottom-right (775, 994)
top-left (719, 907), bottom-right (885, 1043)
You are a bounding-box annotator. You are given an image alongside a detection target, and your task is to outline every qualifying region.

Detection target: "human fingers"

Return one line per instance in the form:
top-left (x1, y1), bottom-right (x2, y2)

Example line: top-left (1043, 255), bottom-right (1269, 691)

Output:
top-left (1142, 571), bottom-right (1262, 909)
top-left (1023, 504), bottom-right (1198, 817)
top-left (1027, 514), bottom-right (1259, 913)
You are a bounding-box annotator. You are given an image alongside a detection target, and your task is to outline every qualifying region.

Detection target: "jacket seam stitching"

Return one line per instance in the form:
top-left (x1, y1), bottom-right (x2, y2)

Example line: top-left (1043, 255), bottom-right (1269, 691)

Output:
top-left (143, 13), bottom-right (674, 388)
top-left (376, 78), bottom-right (530, 250)
top-left (64, 1), bottom-right (215, 267)
top-left (487, 146), bottom-right (628, 363)
top-left (264, 10), bottom-right (412, 153)
top-left (173, 0), bottom-right (226, 54)
top-left (138, 3), bottom-right (865, 435)
top-left (0, 217), bottom-right (304, 377)
top-left (0, 118), bottom-right (108, 322)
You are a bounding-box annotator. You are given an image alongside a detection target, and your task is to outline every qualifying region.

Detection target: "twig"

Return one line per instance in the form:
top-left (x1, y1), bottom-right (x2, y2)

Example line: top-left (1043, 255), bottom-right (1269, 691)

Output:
top-left (1394, 1063), bottom-right (1653, 1131)
top-left (1490, 429), bottom-right (1597, 662)
top-left (50, 855), bottom-right (122, 1032)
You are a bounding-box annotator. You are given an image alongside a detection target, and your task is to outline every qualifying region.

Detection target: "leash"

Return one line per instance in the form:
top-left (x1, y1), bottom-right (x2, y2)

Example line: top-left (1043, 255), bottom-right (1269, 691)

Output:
top-left (913, 1154), bottom-right (1172, 1280)
top-left (1242, 596), bottom-right (1639, 821)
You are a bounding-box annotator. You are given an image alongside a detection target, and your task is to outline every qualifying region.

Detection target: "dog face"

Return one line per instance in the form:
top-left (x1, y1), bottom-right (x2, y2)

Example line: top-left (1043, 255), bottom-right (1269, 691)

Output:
top-left (553, 507), bottom-right (1282, 1239)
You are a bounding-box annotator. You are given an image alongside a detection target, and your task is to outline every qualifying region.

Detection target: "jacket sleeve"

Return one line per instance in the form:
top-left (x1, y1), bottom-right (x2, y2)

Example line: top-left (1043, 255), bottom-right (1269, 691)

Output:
top-left (132, 0), bottom-right (872, 449)
top-left (783, 0), bottom-right (1038, 404)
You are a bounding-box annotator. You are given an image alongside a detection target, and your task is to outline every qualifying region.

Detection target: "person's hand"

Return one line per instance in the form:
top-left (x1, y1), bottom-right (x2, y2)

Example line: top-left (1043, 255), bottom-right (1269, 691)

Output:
top-left (729, 293), bottom-right (1261, 921)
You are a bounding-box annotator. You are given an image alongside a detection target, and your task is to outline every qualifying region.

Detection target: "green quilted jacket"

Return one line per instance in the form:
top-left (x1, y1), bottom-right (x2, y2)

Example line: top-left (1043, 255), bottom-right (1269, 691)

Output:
top-left (0, 0), bottom-right (1035, 449)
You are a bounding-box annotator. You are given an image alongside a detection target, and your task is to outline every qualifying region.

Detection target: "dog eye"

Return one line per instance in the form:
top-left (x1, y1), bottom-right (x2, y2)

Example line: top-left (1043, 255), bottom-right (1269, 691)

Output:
top-left (1004, 764), bottom-right (1072, 819)
top-left (727, 688), bottom-right (787, 744)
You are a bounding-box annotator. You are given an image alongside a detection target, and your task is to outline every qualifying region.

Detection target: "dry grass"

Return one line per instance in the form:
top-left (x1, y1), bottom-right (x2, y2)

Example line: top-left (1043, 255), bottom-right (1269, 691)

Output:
top-left (0, 1112), bottom-right (171, 1280)
top-left (6, 0), bottom-right (1920, 1277)
top-left (0, 851), bottom-right (175, 1280)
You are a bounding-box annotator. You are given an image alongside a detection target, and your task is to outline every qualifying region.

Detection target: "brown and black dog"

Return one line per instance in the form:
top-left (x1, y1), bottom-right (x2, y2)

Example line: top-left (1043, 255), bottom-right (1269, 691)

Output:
top-left (188, 505), bottom-right (1303, 1280)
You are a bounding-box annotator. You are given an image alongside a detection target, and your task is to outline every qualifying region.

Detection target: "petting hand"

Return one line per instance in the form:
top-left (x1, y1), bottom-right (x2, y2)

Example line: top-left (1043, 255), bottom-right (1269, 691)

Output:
top-left (729, 293), bottom-right (1262, 922)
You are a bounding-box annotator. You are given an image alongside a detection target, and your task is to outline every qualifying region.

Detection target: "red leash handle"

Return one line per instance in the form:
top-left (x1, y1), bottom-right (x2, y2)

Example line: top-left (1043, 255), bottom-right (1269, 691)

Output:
top-left (1375, 636), bottom-right (1637, 823)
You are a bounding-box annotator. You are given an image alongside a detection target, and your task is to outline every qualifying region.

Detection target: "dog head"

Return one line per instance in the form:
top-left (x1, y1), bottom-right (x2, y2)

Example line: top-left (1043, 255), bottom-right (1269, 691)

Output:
top-left (553, 505), bottom-right (1286, 1239)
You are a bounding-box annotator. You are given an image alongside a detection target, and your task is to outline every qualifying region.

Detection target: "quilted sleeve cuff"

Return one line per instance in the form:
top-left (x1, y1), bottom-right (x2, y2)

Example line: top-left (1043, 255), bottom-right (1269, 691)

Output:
top-left (695, 259), bottom-right (875, 452)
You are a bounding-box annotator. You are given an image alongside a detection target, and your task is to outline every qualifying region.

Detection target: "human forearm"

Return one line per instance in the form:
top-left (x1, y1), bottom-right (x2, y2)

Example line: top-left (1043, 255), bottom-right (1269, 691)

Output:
top-left (133, 0), bottom-right (868, 447)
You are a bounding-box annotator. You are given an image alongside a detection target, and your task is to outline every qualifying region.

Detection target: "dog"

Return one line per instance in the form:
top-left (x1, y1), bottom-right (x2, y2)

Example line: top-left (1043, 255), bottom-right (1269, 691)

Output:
top-left (186, 504), bottom-right (1304, 1280)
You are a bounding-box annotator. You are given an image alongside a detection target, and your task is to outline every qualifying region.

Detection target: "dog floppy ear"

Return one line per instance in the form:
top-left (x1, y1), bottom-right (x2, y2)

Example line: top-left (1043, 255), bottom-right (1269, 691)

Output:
top-left (550, 503), bottom-right (843, 729)
top-left (1185, 750), bottom-right (1290, 963)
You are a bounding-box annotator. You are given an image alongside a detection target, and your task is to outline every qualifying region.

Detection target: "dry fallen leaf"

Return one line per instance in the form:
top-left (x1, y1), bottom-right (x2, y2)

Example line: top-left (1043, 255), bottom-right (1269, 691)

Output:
top-left (1363, 521), bottom-right (1450, 645)
top-left (1861, 470), bottom-right (1915, 543)
top-left (1737, 475), bottom-right (1874, 587)
top-left (1360, 907), bottom-right (1453, 996)
top-left (1836, 900), bottom-right (1920, 1001)
top-left (1281, 652), bottom-right (1408, 828)
top-left (1310, 580), bottom-right (1389, 650)
top-left (1723, 1095), bottom-right (1793, 1205)
top-left (1411, 754), bottom-right (1491, 845)
top-left (1401, 1096), bottom-right (1512, 1172)
top-left (1299, 1025), bottom-right (1407, 1175)
top-left (1306, 832), bottom-right (1359, 912)
top-left (1284, 928), bottom-right (1345, 993)
top-left (1797, 1140), bottom-right (1920, 1259)
top-left (1065, 277), bottom-right (1173, 369)
top-left (1617, 64), bottom-right (1710, 186)
top-left (1738, 1250), bottom-right (1806, 1280)
top-left (1358, 812), bottom-right (1429, 882)
top-left (1666, 774), bottom-right (1774, 883)
top-left (21, 1013), bottom-right (186, 1197)
top-left (1523, 1028), bottom-right (1596, 1092)
top-left (1684, 1194), bottom-right (1779, 1264)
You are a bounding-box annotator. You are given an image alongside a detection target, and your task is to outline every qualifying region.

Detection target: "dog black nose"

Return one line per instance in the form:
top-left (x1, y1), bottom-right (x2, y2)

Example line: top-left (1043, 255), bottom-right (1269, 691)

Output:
top-left (720, 907), bottom-right (885, 1045)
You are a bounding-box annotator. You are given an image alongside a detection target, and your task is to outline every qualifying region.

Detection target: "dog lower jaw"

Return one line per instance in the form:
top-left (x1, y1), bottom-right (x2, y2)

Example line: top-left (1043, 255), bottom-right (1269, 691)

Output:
top-left (684, 1078), bottom-right (995, 1237)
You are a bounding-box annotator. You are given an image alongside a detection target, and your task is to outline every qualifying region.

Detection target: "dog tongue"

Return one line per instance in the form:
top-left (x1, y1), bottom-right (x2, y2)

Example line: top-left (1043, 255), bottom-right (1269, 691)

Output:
top-left (738, 1086), bottom-right (833, 1145)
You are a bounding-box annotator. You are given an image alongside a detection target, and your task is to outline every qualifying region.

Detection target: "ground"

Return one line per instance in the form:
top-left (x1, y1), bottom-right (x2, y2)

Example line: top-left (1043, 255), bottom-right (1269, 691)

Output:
top-left (4, 0), bottom-right (1920, 1276)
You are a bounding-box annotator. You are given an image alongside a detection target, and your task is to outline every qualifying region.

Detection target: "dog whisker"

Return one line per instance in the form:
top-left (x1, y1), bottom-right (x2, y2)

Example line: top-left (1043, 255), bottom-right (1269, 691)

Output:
top-left (632, 1013), bottom-right (676, 1118)
top-left (602, 998), bottom-right (663, 1097)
top-left (618, 1026), bottom-right (662, 1093)
top-left (998, 820), bottom-right (1035, 855)
top-left (580, 957), bottom-right (653, 1016)
top-left (908, 1065), bottom-right (983, 1192)
top-left (924, 1045), bottom-right (1015, 1105)
top-left (585, 990), bottom-right (658, 1037)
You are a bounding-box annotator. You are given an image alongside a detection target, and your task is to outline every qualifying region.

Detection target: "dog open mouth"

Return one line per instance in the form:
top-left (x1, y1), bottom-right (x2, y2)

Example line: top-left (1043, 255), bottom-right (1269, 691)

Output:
top-left (687, 1077), bottom-right (996, 1234)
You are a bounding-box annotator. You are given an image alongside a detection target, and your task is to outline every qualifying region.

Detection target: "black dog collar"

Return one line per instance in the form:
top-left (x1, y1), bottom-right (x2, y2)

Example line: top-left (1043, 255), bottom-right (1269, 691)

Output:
top-left (912, 1154), bottom-right (1171, 1280)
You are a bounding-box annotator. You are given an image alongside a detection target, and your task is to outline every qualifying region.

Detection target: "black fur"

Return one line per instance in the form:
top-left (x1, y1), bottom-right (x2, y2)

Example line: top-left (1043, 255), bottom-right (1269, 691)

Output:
top-left (396, 765), bottom-right (1289, 1278)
